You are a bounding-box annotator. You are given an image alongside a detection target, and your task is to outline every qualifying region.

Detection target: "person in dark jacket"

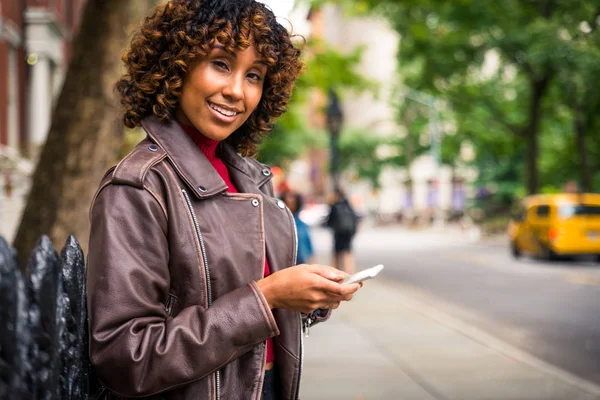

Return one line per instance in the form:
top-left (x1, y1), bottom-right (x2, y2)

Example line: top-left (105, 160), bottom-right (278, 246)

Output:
top-left (326, 188), bottom-right (359, 274)
top-left (86, 2), bottom-right (361, 399)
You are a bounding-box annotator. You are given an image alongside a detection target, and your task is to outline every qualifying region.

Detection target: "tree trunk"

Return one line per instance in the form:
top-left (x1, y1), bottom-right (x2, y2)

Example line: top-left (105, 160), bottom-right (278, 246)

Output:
top-left (524, 74), bottom-right (552, 195)
top-left (575, 115), bottom-right (592, 192)
top-left (13, 0), bottom-right (156, 267)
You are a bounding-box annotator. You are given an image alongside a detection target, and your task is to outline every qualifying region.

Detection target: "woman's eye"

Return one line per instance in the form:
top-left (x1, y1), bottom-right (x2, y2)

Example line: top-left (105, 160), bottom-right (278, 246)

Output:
top-left (247, 73), bottom-right (263, 82)
top-left (212, 61), bottom-right (229, 71)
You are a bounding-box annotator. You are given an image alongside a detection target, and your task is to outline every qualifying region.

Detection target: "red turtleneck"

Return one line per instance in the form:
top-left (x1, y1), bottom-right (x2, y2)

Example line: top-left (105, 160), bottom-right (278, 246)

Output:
top-left (180, 122), bottom-right (275, 364)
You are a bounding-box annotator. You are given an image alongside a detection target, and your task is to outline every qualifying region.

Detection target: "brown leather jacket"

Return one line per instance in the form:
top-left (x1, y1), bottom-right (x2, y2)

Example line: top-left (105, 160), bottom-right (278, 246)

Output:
top-left (87, 116), bottom-right (327, 399)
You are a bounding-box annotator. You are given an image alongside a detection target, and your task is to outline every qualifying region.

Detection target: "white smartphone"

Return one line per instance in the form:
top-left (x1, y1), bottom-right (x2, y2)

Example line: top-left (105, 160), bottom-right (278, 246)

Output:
top-left (343, 264), bottom-right (384, 284)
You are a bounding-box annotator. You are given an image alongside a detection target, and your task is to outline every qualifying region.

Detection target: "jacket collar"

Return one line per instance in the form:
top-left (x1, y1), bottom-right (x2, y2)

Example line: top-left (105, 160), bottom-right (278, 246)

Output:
top-left (141, 115), bottom-right (272, 198)
top-left (219, 144), bottom-right (274, 189)
top-left (142, 116), bottom-right (227, 199)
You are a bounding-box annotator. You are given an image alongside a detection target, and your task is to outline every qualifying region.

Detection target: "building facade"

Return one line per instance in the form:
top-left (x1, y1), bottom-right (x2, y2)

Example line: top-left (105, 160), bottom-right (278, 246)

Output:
top-left (0, 0), bottom-right (86, 156)
top-left (0, 0), bottom-right (87, 242)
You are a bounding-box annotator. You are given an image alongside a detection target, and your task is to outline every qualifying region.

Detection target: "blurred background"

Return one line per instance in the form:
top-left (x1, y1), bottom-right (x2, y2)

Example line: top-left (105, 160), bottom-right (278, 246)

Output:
top-left (1, 0), bottom-right (600, 399)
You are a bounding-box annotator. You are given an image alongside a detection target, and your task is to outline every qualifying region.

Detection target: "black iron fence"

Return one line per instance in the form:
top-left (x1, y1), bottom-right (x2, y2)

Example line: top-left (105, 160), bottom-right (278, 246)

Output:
top-left (0, 235), bottom-right (103, 399)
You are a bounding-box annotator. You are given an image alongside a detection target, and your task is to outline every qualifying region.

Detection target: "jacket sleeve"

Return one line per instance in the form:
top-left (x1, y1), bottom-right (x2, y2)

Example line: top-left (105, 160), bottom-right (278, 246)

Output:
top-left (87, 184), bottom-right (279, 397)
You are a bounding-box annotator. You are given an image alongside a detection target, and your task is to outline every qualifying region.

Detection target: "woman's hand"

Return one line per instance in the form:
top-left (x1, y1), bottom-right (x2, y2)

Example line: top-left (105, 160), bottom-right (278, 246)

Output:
top-left (256, 264), bottom-right (361, 313)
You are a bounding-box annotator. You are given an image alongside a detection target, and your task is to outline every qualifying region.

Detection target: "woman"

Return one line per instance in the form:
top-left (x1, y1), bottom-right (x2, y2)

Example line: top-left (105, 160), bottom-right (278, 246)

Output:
top-left (86, 1), bottom-right (361, 399)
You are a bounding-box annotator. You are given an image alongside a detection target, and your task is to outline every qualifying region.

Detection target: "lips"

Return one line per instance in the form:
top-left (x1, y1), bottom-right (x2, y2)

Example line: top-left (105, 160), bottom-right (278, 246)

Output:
top-left (208, 101), bottom-right (242, 118)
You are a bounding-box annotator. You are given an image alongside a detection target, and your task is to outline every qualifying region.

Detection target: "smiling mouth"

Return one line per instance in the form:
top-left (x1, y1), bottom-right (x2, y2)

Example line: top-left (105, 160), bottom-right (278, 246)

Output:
top-left (208, 101), bottom-right (242, 117)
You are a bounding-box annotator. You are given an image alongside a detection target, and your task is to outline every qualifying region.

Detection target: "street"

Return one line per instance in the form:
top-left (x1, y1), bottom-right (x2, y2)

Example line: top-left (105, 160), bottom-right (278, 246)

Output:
top-left (310, 224), bottom-right (600, 386)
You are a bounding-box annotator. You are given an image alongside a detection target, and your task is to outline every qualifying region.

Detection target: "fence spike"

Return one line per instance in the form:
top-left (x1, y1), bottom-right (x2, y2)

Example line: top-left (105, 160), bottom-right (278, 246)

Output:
top-left (0, 235), bottom-right (98, 399)
top-left (0, 237), bottom-right (29, 398)
top-left (25, 236), bottom-right (62, 399)
top-left (60, 235), bottom-right (88, 399)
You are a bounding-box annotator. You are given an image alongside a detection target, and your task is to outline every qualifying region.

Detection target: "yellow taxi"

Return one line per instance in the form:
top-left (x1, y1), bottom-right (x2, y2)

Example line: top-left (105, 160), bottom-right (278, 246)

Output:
top-left (508, 193), bottom-right (600, 260)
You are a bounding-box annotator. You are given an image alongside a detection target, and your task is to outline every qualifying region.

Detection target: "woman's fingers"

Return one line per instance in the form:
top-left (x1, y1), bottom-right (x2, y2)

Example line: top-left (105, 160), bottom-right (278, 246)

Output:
top-left (305, 264), bottom-right (347, 282)
top-left (316, 278), bottom-right (351, 296)
top-left (304, 265), bottom-right (361, 298)
top-left (321, 302), bottom-right (340, 310)
top-left (326, 291), bottom-right (356, 303)
top-left (265, 264), bottom-right (362, 313)
top-left (322, 279), bottom-right (361, 296)
top-left (315, 284), bottom-right (359, 306)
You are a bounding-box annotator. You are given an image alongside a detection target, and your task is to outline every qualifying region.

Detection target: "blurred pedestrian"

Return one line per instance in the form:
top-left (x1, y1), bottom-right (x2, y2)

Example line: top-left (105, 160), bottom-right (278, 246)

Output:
top-left (86, 1), bottom-right (361, 399)
top-left (326, 188), bottom-right (359, 274)
top-left (282, 191), bottom-right (315, 264)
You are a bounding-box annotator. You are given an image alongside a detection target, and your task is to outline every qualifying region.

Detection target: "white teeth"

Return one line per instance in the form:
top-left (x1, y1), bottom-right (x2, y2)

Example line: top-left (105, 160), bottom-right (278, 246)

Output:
top-left (209, 102), bottom-right (238, 117)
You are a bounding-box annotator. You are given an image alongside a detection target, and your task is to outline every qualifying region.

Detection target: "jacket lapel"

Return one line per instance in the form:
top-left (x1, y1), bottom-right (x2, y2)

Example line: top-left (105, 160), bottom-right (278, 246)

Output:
top-left (219, 144), bottom-right (274, 192)
top-left (142, 115), bottom-right (293, 270)
top-left (141, 116), bottom-right (228, 199)
top-left (220, 144), bottom-right (295, 272)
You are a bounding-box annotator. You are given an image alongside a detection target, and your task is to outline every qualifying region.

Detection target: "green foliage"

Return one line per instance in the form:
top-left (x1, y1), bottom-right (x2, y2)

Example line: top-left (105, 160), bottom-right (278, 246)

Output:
top-left (301, 39), bottom-right (374, 93)
top-left (551, 7), bottom-right (600, 192)
top-left (308, 0), bottom-right (371, 16)
top-left (338, 128), bottom-right (390, 187)
top-left (340, 0), bottom-right (600, 199)
top-left (392, 95), bottom-right (430, 166)
top-left (259, 38), bottom-right (374, 167)
top-left (258, 122), bottom-right (326, 168)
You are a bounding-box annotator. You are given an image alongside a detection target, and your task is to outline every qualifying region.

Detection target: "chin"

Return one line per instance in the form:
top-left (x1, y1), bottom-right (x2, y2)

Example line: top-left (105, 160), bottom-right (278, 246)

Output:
top-left (206, 130), bottom-right (234, 142)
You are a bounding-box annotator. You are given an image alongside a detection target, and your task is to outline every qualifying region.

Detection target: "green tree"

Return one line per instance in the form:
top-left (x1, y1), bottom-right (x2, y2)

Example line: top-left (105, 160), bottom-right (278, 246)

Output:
top-left (259, 39), bottom-right (373, 167)
top-left (553, 6), bottom-right (600, 192)
top-left (319, 0), bottom-right (600, 195)
top-left (338, 128), bottom-right (388, 187)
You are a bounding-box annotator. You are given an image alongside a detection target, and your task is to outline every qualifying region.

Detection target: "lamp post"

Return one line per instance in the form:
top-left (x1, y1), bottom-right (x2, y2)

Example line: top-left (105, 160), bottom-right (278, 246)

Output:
top-left (326, 89), bottom-right (343, 191)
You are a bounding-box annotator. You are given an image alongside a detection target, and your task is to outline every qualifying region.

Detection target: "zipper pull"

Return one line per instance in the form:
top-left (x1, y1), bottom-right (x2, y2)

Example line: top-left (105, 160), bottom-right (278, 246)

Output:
top-left (304, 316), bottom-right (313, 337)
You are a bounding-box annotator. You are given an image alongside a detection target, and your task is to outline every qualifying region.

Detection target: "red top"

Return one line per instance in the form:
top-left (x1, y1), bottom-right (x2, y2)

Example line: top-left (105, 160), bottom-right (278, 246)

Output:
top-left (180, 123), bottom-right (275, 364)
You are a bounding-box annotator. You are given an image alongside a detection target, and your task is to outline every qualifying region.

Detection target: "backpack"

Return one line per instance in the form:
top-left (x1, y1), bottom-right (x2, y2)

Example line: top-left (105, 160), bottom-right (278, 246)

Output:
top-left (330, 201), bottom-right (358, 236)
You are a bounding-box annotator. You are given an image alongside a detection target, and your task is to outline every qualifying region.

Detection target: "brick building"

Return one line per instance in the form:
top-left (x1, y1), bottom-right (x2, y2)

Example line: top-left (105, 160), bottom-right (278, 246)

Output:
top-left (0, 0), bottom-right (87, 157)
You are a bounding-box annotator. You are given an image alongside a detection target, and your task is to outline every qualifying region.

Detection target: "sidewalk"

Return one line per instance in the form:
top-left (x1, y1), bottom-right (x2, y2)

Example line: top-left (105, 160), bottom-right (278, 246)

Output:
top-left (299, 279), bottom-right (600, 400)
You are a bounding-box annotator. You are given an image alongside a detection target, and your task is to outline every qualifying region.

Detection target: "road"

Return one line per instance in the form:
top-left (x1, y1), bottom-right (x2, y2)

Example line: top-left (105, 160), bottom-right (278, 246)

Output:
top-left (311, 225), bottom-right (600, 385)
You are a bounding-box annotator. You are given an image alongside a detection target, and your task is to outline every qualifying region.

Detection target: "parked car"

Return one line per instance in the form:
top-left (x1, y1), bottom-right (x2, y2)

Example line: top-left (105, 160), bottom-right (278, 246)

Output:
top-left (508, 193), bottom-right (600, 261)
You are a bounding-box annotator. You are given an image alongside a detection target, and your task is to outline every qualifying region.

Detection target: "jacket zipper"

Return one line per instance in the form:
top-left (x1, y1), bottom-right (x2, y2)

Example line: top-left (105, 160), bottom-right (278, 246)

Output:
top-left (181, 189), bottom-right (220, 400)
top-left (296, 313), bottom-right (305, 400)
top-left (165, 295), bottom-right (173, 316)
top-left (254, 194), bottom-right (268, 400)
top-left (285, 207), bottom-right (304, 400)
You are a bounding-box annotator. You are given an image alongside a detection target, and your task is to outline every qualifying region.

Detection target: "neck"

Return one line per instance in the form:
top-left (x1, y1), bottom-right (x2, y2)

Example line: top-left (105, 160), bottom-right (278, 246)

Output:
top-left (179, 122), bottom-right (219, 160)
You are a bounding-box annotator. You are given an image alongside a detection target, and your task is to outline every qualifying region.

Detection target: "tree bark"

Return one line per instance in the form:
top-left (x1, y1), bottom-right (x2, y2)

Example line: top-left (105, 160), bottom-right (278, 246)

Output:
top-left (524, 74), bottom-right (552, 195)
top-left (14, 0), bottom-right (155, 267)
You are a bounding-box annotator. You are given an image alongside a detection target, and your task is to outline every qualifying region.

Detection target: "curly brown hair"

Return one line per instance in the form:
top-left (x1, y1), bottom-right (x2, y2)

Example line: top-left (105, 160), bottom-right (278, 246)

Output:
top-left (116, 0), bottom-right (304, 156)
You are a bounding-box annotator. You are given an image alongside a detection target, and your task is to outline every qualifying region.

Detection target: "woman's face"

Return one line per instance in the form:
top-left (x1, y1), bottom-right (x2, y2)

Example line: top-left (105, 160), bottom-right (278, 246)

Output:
top-left (176, 43), bottom-right (267, 141)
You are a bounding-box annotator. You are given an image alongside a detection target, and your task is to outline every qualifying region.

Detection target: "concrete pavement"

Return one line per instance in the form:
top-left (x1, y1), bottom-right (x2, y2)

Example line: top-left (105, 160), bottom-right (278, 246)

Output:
top-left (300, 279), bottom-right (600, 400)
top-left (300, 225), bottom-right (600, 399)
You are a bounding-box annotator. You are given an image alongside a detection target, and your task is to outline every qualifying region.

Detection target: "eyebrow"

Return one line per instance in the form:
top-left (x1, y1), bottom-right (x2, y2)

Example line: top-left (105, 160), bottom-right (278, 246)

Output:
top-left (212, 45), bottom-right (268, 67)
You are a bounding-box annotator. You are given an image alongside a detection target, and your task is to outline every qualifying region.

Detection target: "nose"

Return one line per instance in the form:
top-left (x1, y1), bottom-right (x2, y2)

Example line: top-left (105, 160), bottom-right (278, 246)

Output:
top-left (222, 72), bottom-right (244, 101)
